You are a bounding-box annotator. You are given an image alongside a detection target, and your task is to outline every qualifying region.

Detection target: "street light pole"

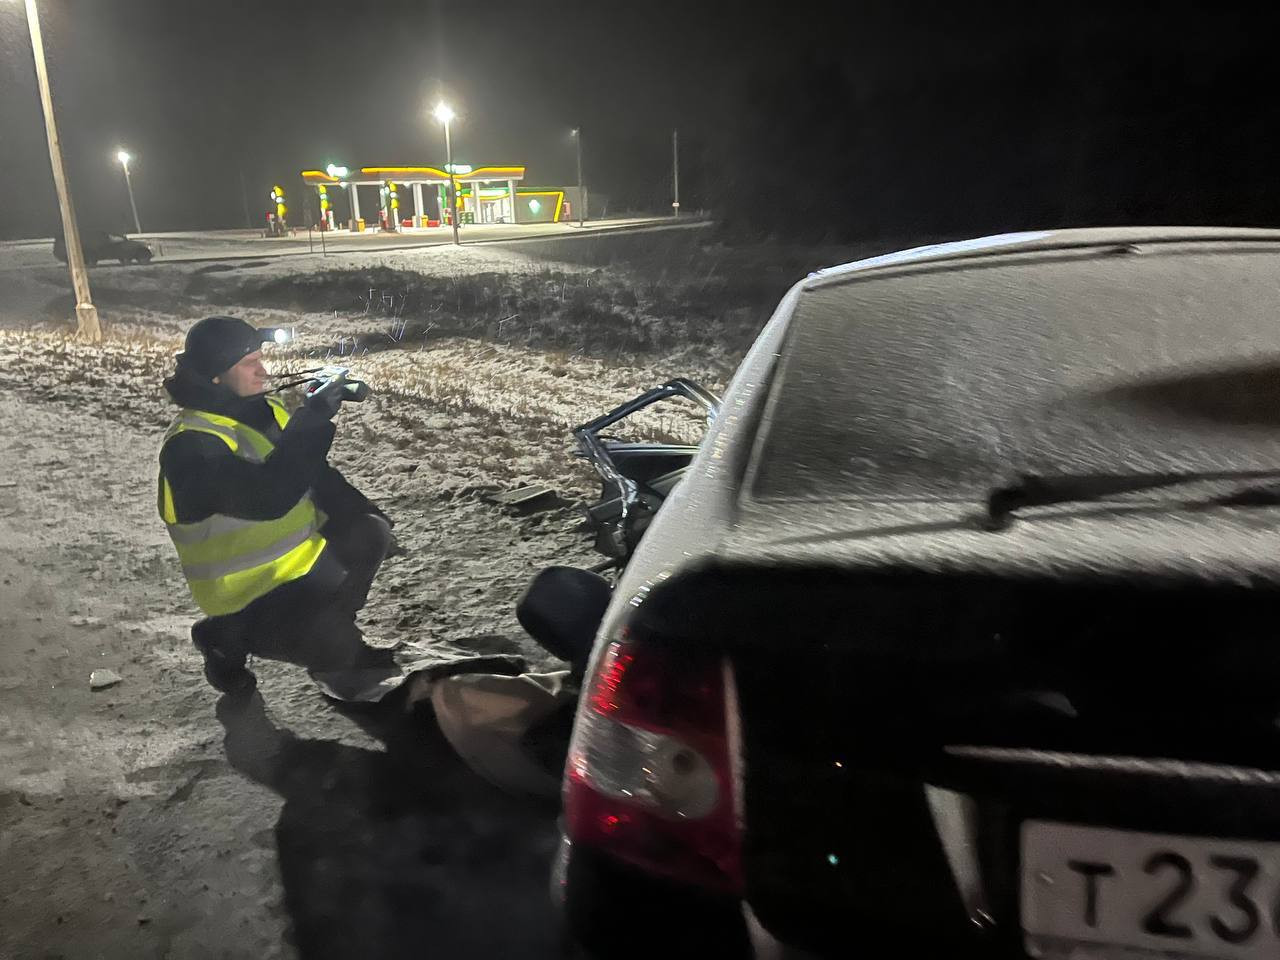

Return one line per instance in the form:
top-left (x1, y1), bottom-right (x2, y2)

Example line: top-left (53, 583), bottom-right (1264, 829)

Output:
top-left (672, 128), bottom-right (680, 219)
top-left (572, 128), bottom-right (585, 227)
top-left (434, 102), bottom-right (460, 246)
top-left (444, 121), bottom-right (460, 246)
top-left (117, 150), bottom-right (141, 235)
top-left (20, 0), bottom-right (100, 340)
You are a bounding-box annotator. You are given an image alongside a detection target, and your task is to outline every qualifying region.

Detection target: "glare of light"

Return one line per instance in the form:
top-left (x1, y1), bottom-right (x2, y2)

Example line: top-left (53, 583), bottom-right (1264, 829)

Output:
top-left (433, 101), bottom-right (455, 124)
top-left (273, 328), bottom-right (289, 344)
top-left (528, 198), bottom-right (541, 214)
top-left (116, 150), bottom-right (131, 167)
top-left (571, 128), bottom-right (579, 138)
top-left (325, 163), bottom-right (349, 178)
top-left (827, 854), bottom-right (840, 866)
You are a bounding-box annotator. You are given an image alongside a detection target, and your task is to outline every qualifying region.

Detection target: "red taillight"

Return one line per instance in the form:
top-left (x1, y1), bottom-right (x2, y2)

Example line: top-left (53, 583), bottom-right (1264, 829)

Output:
top-left (564, 632), bottom-right (743, 895)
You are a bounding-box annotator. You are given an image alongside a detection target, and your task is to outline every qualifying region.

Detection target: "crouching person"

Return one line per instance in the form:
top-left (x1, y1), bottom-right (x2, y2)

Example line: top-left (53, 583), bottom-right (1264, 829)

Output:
top-left (157, 316), bottom-right (401, 701)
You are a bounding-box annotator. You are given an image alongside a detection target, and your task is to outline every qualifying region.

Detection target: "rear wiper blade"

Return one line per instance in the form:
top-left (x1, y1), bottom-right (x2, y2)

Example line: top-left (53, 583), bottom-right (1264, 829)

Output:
top-left (985, 469), bottom-right (1280, 529)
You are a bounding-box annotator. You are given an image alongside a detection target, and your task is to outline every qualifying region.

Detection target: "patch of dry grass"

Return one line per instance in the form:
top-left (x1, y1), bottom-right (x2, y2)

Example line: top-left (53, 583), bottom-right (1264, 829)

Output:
top-left (205, 261), bottom-right (768, 361)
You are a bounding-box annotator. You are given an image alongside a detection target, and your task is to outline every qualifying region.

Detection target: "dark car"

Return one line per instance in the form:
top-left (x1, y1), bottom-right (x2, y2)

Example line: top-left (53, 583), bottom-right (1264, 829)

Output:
top-left (53, 230), bottom-right (152, 266)
top-left (549, 228), bottom-right (1280, 959)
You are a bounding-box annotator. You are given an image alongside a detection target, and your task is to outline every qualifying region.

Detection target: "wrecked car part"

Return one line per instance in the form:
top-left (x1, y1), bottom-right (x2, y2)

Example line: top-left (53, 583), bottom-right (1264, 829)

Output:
top-left (573, 378), bottom-right (720, 567)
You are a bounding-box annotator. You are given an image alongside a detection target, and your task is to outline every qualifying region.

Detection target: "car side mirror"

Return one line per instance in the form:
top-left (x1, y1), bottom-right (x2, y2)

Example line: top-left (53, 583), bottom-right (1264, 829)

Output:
top-left (517, 566), bottom-right (612, 670)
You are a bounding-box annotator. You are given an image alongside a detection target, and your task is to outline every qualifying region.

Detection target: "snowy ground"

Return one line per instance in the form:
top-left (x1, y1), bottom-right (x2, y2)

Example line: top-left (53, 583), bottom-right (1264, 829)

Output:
top-left (0, 225), bottom-right (874, 958)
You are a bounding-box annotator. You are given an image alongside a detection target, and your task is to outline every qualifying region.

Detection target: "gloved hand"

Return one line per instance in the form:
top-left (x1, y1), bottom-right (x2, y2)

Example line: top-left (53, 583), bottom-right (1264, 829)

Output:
top-left (305, 380), bottom-right (345, 420)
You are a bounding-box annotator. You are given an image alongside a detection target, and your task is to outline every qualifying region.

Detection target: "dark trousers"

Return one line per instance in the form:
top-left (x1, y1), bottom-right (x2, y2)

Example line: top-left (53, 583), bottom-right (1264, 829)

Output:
top-left (192, 514), bottom-right (393, 672)
top-left (324, 513), bottom-right (393, 617)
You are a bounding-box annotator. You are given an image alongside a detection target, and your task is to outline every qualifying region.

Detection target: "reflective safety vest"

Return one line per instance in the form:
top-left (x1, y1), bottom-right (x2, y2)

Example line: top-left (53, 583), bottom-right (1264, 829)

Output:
top-left (157, 396), bottom-right (327, 617)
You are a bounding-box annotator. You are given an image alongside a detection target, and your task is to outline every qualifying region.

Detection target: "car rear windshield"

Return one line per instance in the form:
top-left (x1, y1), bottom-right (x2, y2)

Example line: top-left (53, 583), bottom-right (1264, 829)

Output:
top-left (748, 245), bottom-right (1280, 501)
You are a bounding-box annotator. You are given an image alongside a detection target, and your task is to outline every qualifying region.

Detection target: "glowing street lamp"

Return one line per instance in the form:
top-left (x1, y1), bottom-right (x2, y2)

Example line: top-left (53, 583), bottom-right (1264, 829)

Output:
top-left (116, 149), bottom-right (141, 235)
top-left (13, 0), bottom-right (100, 340)
top-left (433, 101), bottom-right (461, 246)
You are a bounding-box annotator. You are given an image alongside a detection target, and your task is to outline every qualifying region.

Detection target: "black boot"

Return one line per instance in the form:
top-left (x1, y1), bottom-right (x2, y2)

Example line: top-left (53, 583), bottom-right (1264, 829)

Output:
top-left (192, 619), bottom-right (256, 695)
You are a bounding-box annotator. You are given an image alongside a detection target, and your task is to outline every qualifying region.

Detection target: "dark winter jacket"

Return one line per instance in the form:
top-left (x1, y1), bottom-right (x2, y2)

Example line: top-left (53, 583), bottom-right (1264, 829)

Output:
top-left (159, 365), bottom-right (390, 591)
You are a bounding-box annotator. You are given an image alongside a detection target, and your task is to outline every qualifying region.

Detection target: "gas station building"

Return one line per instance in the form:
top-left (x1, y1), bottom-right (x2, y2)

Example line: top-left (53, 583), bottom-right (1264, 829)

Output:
top-left (301, 164), bottom-right (580, 231)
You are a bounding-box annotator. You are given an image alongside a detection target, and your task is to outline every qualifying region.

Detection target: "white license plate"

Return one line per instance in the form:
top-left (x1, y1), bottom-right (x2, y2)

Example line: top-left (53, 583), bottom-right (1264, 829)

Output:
top-left (1022, 822), bottom-right (1280, 960)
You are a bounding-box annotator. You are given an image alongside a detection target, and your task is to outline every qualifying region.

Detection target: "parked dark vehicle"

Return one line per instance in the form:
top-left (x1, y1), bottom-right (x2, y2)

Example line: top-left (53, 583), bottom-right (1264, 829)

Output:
top-left (53, 230), bottom-right (152, 266)
top-left (525, 228), bottom-right (1280, 959)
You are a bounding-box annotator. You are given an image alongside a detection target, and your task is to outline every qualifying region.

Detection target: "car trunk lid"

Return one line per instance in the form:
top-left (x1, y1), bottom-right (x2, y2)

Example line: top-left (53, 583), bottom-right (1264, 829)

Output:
top-left (638, 561), bottom-right (1280, 953)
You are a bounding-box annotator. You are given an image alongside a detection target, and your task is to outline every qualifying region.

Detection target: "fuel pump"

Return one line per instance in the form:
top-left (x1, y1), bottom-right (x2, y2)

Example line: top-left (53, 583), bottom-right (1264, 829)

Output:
top-left (317, 185), bottom-right (334, 230)
top-left (270, 185), bottom-right (287, 235)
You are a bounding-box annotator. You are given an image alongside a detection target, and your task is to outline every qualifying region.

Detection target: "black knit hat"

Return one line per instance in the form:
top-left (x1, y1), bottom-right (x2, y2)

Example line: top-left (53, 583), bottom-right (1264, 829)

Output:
top-left (177, 316), bottom-right (274, 379)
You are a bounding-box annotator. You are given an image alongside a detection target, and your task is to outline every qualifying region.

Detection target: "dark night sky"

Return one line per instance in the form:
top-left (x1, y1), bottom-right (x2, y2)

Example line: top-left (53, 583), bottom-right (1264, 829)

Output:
top-left (0, 0), bottom-right (735, 238)
top-left (0, 2), bottom-right (1270, 241)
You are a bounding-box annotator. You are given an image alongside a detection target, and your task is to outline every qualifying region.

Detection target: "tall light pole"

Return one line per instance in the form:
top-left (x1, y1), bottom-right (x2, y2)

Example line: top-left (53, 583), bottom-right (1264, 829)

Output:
top-left (17, 0), bottom-right (100, 340)
top-left (571, 128), bottom-right (585, 227)
top-left (433, 101), bottom-right (460, 246)
top-left (672, 128), bottom-right (680, 219)
top-left (116, 149), bottom-right (141, 235)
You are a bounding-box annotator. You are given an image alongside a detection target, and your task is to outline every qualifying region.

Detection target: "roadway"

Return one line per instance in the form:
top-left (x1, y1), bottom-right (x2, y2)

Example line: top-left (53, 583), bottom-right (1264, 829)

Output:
top-left (0, 217), bottom-right (690, 272)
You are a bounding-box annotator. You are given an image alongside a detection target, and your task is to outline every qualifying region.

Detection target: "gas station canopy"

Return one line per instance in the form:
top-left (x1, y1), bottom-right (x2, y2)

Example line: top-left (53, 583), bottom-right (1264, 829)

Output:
top-left (302, 165), bottom-right (526, 187)
top-left (299, 164), bottom-right (571, 227)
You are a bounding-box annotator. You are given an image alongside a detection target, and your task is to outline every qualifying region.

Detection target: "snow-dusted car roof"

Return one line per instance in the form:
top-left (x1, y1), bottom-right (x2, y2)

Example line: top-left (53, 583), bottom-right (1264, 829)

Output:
top-left (804, 227), bottom-right (1280, 287)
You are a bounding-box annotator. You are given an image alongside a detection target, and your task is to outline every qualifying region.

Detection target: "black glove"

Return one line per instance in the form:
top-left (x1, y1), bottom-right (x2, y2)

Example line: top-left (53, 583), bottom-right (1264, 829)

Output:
top-left (305, 379), bottom-right (345, 420)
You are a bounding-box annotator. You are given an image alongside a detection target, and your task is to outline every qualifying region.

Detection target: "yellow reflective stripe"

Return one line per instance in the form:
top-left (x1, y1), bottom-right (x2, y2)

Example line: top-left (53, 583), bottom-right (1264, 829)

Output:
top-left (180, 524), bottom-right (316, 581)
top-left (179, 409), bottom-right (242, 431)
top-left (172, 497), bottom-right (319, 564)
top-left (166, 405), bottom-right (289, 460)
top-left (206, 415), bottom-right (274, 461)
top-left (166, 512), bottom-right (260, 545)
top-left (166, 418), bottom-right (240, 452)
top-left (159, 476), bottom-right (177, 524)
top-left (267, 396), bottom-right (291, 430)
top-left (188, 534), bottom-right (326, 617)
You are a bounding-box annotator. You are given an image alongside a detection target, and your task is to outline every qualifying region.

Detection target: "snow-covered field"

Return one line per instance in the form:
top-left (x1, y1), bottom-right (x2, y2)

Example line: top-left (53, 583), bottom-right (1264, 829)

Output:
top-left (0, 225), bottom-right (865, 957)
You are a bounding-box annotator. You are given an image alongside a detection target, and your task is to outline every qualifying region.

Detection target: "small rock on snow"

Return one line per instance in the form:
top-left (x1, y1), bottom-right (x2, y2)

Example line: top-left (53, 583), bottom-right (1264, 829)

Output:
top-left (90, 669), bottom-right (122, 690)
